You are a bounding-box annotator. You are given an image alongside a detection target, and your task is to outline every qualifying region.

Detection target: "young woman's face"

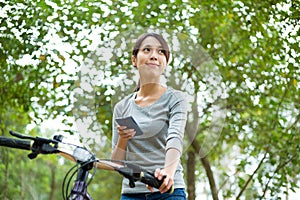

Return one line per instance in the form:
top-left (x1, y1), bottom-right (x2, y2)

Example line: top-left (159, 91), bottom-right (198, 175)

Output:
top-left (132, 36), bottom-right (167, 77)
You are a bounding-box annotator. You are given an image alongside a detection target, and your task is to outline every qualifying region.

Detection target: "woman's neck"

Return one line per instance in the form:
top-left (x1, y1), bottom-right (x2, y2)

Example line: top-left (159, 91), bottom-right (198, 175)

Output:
top-left (135, 83), bottom-right (167, 107)
top-left (137, 83), bottom-right (166, 97)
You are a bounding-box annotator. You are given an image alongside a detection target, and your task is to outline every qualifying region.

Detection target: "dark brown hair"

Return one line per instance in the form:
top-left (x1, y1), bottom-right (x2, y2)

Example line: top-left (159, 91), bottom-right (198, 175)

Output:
top-left (132, 33), bottom-right (170, 91)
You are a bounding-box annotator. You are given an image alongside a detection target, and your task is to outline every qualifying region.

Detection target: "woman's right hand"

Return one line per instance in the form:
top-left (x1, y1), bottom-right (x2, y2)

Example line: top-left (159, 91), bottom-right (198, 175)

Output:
top-left (111, 126), bottom-right (135, 160)
top-left (117, 125), bottom-right (136, 140)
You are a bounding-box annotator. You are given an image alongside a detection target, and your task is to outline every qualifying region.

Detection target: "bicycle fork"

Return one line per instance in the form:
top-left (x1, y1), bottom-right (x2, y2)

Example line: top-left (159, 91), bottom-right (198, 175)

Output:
top-left (68, 162), bottom-right (93, 200)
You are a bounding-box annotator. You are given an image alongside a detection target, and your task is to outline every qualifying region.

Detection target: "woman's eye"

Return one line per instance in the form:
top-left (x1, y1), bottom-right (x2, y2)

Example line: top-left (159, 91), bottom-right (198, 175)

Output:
top-left (158, 49), bottom-right (165, 54)
top-left (143, 48), bottom-right (150, 52)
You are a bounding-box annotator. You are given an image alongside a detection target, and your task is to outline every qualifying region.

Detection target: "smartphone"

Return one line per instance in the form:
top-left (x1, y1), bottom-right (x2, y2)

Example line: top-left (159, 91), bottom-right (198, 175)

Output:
top-left (115, 116), bottom-right (143, 136)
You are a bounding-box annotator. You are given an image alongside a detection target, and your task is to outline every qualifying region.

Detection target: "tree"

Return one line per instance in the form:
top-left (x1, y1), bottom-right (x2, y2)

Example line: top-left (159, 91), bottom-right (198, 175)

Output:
top-left (188, 0), bottom-right (300, 199)
top-left (0, 0), bottom-right (299, 199)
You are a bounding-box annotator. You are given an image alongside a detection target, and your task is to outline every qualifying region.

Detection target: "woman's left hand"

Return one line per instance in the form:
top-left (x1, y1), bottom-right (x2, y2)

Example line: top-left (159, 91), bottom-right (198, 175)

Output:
top-left (146, 168), bottom-right (174, 193)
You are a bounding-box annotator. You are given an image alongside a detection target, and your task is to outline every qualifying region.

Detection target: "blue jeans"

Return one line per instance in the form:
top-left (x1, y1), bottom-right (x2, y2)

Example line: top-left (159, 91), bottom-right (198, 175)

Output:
top-left (120, 188), bottom-right (187, 200)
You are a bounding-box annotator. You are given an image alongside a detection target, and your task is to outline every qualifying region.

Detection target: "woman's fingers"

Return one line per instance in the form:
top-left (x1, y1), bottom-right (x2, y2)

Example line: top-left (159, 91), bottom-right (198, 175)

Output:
top-left (117, 126), bottom-right (136, 139)
top-left (154, 168), bottom-right (164, 180)
top-left (154, 168), bottom-right (174, 193)
top-left (160, 176), bottom-right (173, 193)
top-left (146, 185), bottom-right (154, 192)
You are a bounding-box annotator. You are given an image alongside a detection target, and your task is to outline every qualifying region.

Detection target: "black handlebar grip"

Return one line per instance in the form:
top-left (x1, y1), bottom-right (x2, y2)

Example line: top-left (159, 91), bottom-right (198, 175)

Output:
top-left (140, 171), bottom-right (174, 194)
top-left (0, 136), bottom-right (31, 150)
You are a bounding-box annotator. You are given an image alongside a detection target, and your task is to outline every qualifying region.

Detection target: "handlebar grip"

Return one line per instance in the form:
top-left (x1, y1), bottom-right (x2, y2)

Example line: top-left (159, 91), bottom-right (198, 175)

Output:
top-left (0, 136), bottom-right (31, 150)
top-left (140, 171), bottom-right (174, 194)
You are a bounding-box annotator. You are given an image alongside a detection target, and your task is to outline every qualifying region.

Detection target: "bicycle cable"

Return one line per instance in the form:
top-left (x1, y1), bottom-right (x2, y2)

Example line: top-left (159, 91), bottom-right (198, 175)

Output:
top-left (62, 162), bottom-right (80, 200)
top-left (62, 159), bottom-right (98, 200)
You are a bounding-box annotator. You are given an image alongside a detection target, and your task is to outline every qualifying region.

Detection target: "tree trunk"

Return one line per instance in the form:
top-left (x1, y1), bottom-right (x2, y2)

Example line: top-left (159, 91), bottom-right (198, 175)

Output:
top-left (49, 165), bottom-right (56, 200)
top-left (192, 139), bottom-right (219, 200)
top-left (1, 127), bottom-right (9, 200)
top-left (185, 94), bottom-right (219, 200)
top-left (187, 150), bottom-right (196, 200)
top-left (3, 149), bottom-right (9, 200)
top-left (21, 167), bottom-right (25, 200)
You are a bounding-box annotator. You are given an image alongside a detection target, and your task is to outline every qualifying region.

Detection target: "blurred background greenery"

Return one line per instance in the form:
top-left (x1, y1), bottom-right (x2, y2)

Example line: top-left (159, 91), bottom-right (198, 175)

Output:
top-left (0, 0), bottom-right (299, 199)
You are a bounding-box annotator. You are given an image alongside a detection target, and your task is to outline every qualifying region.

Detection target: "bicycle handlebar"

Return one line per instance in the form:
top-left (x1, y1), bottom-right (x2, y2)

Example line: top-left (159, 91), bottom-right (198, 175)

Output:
top-left (0, 130), bottom-right (174, 194)
top-left (102, 160), bottom-right (174, 194)
top-left (0, 136), bottom-right (31, 150)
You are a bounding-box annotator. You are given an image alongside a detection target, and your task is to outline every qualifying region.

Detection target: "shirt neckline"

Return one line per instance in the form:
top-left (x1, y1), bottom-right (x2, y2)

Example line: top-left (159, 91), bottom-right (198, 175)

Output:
top-left (132, 87), bottom-right (170, 109)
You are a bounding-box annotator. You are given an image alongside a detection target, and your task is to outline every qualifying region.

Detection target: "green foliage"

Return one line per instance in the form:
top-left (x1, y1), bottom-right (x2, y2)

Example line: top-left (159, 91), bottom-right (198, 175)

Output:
top-left (0, 0), bottom-right (299, 199)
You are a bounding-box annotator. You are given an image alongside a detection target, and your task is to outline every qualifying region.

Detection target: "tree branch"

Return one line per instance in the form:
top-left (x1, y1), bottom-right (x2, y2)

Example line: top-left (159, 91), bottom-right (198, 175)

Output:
top-left (261, 154), bottom-right (298, 198)
top-left (218, 169), bottom-right (240, 193)
top-left (286, 113), bottom-right (300, 132)
top-left (236, 150), bottom-right (268, 199)
top-left (272, 82), bottom-right (290, 129)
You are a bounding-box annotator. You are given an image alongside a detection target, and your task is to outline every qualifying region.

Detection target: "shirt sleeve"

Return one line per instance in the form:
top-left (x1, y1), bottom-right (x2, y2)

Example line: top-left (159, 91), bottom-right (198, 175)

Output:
top-left (166, 91), bottom-right (188, 155)
top-left (112, 103), bottom-right (121, 151)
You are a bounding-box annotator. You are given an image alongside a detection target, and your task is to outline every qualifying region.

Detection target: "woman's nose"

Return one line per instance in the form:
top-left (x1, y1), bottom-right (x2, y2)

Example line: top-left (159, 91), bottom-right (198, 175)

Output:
top-left (150, 51), bottom-right (158, 60)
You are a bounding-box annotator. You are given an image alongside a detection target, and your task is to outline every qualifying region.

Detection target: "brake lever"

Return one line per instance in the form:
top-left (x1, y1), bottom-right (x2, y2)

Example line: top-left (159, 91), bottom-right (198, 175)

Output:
top-left (10, 130), bottom-right (59, 146)
top-left (9, 131), bottom-right (60, 159)
top-left (9, 130), bottom-right (35, 140)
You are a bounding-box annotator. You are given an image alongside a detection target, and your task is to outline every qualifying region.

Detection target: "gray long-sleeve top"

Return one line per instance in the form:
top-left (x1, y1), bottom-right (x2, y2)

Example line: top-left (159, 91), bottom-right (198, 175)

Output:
top-left (112, 87), bottom-right (188, 194)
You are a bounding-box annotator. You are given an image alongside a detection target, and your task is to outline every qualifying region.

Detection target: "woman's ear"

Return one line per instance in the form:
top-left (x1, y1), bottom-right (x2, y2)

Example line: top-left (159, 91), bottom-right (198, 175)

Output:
top-left (131, 55), bottom-right (137, 68)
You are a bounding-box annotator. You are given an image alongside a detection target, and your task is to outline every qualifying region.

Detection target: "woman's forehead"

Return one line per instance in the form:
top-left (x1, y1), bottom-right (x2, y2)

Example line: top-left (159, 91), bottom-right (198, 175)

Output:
top-left (140, 36), bottom-right (163, 48)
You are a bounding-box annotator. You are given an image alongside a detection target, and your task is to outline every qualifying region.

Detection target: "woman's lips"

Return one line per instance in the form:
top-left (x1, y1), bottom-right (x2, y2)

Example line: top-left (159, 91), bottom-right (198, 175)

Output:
top-left (146, 63), bottom-right (159, 67)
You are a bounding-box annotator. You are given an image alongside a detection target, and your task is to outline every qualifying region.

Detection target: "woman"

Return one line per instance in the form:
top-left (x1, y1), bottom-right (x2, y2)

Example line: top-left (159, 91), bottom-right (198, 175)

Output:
top-left (112, 33), bottom-right (188, 200)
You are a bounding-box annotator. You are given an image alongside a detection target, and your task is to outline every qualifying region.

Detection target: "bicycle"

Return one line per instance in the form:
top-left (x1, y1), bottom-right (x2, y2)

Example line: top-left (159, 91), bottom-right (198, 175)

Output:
top-left (0, 130), bottom-right (174, 200)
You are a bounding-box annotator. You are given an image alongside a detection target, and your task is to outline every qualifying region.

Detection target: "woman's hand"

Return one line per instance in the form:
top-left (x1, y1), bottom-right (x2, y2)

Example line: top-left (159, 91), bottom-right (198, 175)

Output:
top-left (111, 126), bottom-right (136, 160)
top-left (146, 168), bottom-right (174, 193)
top-left (117, 125), bottom-right (136, 140)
